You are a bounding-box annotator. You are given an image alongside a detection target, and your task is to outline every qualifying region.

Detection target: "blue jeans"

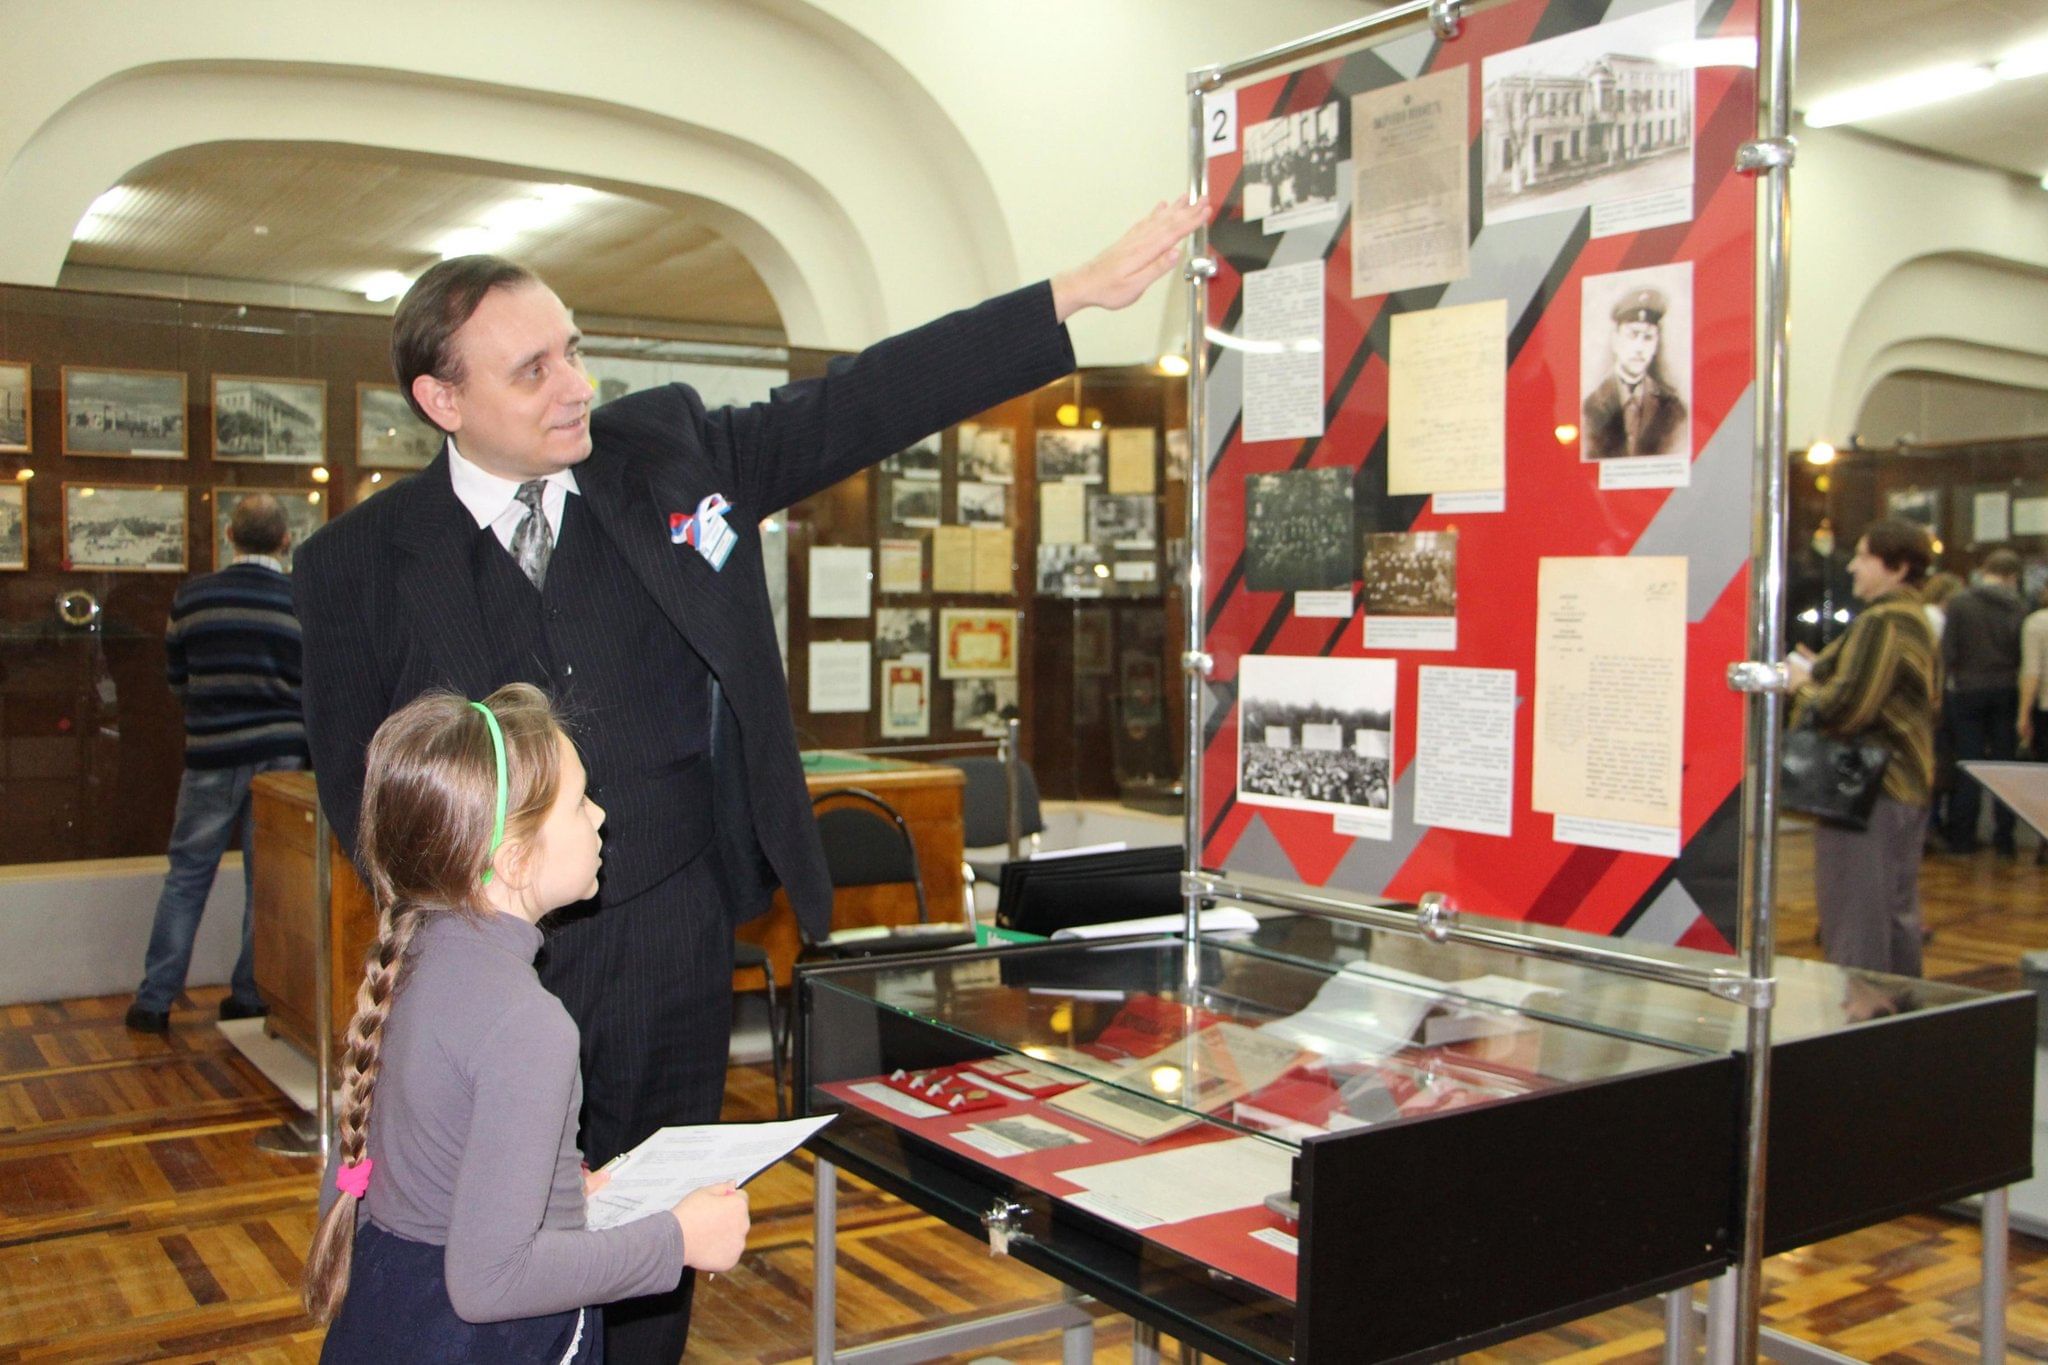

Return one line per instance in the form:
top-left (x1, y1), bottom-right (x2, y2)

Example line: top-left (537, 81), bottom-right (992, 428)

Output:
top-left (135, 755), bottom-right (306, 1013)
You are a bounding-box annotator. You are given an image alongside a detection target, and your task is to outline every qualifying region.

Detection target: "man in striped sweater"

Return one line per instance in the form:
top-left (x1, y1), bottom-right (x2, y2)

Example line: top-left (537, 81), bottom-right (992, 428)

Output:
top-left (125, 495), bottom-right (309, 1035)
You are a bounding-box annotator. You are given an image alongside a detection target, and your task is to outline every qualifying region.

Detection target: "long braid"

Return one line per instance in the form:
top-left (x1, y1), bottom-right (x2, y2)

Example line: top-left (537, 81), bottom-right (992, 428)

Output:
top-left (300, 895), bottom-right (427, 1322)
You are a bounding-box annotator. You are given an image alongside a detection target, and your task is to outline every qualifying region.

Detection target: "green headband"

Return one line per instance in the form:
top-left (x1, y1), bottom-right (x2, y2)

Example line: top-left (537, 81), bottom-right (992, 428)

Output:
top-left (469, 701), bottom-right (509, 885)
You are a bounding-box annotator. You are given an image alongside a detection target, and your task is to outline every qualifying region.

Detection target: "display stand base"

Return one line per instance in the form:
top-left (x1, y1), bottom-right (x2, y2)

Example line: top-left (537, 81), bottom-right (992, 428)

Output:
top-left (253, 1112), bottom-right (324, 1159)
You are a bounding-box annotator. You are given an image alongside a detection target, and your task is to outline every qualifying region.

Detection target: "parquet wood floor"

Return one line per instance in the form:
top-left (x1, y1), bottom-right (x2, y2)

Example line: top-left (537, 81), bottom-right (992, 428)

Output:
top-left (1, 829), bottom-right (2042, 1362)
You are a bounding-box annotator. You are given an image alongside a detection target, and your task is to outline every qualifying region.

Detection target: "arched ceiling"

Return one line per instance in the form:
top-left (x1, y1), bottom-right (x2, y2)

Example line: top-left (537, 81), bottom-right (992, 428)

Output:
top-left (66, 142), bottom-right (785, 334)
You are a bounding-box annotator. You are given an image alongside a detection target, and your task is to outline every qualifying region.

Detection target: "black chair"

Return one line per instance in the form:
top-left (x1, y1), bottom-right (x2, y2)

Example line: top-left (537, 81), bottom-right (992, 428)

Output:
top-left (948, 756), bottom-right (1045, 908)
top-left (731, 939), bottom-right (787, 1119)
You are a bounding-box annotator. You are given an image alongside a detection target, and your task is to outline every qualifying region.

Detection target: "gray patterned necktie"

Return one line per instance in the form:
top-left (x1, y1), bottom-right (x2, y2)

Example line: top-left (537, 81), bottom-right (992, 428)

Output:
top-left (510, 479), bottom-right (553, 590)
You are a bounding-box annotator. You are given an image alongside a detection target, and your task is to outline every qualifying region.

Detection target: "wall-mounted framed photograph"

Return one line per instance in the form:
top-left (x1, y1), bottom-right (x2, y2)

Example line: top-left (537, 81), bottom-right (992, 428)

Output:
top-left (62, 367), bottom-right (188, 458)
top-left (63, 482), bottom-right (187, 572)
top-left (356, 383), bottom-right (443, 469)
top-left (212, 487), bottom-right (326, 571)
top-left (0, 361), bottom-right (28, 453)
top-left (0, 483), bottom-right (25, 570)
top-left (213, 375), bottom-right (327, 464)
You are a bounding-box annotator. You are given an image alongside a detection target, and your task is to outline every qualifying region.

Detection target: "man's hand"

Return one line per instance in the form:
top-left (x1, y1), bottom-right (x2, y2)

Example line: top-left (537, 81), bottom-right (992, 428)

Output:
top-left (1051, 197), bottom-right (1214, 321)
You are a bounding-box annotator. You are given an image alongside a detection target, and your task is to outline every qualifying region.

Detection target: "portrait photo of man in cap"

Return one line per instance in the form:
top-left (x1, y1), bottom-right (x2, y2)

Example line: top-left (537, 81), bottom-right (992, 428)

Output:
top-left (1580, 262), bottom-right (1692, 462)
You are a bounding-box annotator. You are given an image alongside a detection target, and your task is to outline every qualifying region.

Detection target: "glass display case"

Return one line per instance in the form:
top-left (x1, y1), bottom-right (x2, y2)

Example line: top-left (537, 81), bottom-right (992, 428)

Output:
top-left (799, 933), bottom-right (1744, 1364)
top-left (797, 917), bottom-right (2032, 1364)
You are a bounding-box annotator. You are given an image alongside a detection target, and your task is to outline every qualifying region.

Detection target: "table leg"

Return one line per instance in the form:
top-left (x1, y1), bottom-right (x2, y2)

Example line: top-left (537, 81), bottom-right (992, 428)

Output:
top-left (1982, 1186), bottom-right (2009, 1365)
top-left (815, 1157), bottom-right (839, 1365)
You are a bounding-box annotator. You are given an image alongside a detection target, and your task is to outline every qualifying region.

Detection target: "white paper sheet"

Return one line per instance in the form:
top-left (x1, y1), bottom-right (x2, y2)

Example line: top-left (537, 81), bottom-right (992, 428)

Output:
top-left (878, 538), bottom-right (923, 594)
top-left (807, 546), bottom-right (872, 618)
top-left (1241, 260), bottom-right (1326, 443)
top-left (1351, 66), bottom-right (1470, 298)
top-left (807, 640), bottom-right (871, 713)
top-left (1414, 666), bottom-right (1516, 837)
top-left (2013, 497), bottom-right (2048, 537)
top-left (1388, 298), bottom-right (1505, 495)
top-left (585, 1115), bottom-right (834, 1230)
top-left (1060, 1136), bottom-right (1293, 1228)
top-left (1974, 490), bottom-right (2011, 544)
top-left (1039, 482), bottom-right (1089, 544)
top-left (1531, 556), bottom-right (1686, 833)
top-left (1295, 590), bottom-right (1354, 618)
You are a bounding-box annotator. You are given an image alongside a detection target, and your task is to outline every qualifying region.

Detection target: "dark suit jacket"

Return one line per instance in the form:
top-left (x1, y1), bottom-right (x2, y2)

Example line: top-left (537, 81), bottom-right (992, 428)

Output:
top-left (295, 281), bottom-right (1074, 938)
top-left (1582, 372), bottom-right (1685, 460)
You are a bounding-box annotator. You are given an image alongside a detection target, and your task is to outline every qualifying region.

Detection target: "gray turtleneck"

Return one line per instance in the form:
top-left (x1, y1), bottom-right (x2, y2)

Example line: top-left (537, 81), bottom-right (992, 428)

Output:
top-left (347, 908), bottom-right (684, 1322)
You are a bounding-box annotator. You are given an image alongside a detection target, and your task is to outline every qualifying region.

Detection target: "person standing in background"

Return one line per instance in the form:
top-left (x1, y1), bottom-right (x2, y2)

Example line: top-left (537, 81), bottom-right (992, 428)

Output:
top-left (126, 494), bottom-right (308, 1035)
top-left (1941, 548), bottom-right (2026, 856)
top-left (2018, 587), bottom-right (2048, 862)
top-left (1786, 518), bottom-right (1939, 977)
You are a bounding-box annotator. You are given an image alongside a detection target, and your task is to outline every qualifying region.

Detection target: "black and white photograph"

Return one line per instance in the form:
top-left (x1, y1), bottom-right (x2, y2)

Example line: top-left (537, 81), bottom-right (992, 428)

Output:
top-left (952, 676), bottom-right (1018, 733)
top-left (956, 481), bottom-right (1007, 526)
top-left (62, 367), bottom-right (187, 458)
top-left (357, 384), bottom-right (443, 468)
top-left (0, 362), bottom-right (28, 453)
top-left (1164, 428), bottom-right (1190, 483)
top-left (890, 478), bottom-right (941, 529)
top-left (1236, 654), bottom-right (1396, 831)
top-left (0, 484), bottom-right (24, 570)
top-left (212, 376), bottom-right (326, 463)
top-left (1087, 493), bottom-right (1156, 550)
top-left (1886, 487), bottom-right (1942, 533)
top-left (874, 606), bottom-right (932, 660)
top-left (213, 487), bottom-right (324, 571)
top-left (958, 424), bottom-right (1015, 483)
top-left (1480, 2), bottom-right (1694, 229)
top-left (968, 1115), bottom-right (1087, 1154)
top-left (1242, 100), bottom-right (1347, 232)
top-left (63, 483), bottom-right (187, 572)
top-left (882, 431), bottom-right (943, 480)
top-left (1579, 261), bottom-right (1691, 463)
top-left (1243, 467), bottom-right (1355, 592)
top-left (1036, 542), bottom-right (1109, 598)
top-left (1035, 428), bottom-right (1106, 484)
top-left (1365, 530), bottom-right (1458, 617)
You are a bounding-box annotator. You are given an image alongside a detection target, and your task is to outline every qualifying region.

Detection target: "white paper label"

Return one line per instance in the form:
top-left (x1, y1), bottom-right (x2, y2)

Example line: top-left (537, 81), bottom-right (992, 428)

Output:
top-left (1251, 1227), bottom-right (1300, 1255)
top-left (1364, 615), bottom-right (1456, 651)
top-left (1295, 590), bottom-right (1353, 618)
top-left (1597, 454), bottom-right (1690, 491)
top-left (1553, 814), bottom-right (1681, 858)
top-left (1433, 489), bottom-right (1504, 514)
top-left (1203, 89), bottom-right (1238, 157)
top-left (1414, 666), bottom-right (1516, 837)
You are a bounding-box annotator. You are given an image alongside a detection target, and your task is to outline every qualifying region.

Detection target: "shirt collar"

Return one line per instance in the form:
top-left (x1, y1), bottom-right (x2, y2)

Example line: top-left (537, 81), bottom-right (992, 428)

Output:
top-left (231, 554), bottom-right (286, 573)
top-left (445, 437), bottom-right (581, 530)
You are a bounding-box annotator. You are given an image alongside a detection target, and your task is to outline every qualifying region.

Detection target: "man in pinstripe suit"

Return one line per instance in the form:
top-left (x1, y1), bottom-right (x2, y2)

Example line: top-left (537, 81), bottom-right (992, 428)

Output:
top-left (295, 197), bottom-right (1205, 1363)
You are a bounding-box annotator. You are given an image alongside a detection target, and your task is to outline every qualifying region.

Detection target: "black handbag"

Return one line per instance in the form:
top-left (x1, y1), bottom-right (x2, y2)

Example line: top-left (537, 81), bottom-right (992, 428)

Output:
top-left (1779, 714), bottom-right (1890, 829)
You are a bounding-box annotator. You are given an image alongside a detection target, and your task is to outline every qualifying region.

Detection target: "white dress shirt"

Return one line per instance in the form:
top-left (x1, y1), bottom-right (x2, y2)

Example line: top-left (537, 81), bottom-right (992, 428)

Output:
top-left (446, 438), bottom-right (581, 553)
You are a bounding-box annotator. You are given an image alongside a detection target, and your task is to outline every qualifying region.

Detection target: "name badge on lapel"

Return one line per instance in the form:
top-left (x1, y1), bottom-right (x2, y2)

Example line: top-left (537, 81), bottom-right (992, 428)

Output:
top-left (670, 493), bottom-right (737, 571)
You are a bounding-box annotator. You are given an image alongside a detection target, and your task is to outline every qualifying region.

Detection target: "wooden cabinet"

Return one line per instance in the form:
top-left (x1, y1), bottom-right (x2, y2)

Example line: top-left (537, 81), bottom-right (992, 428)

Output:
top-left (251, 756), bottom-right (964, 1055)
top-left (249, 770), bottom-right (375, 1058)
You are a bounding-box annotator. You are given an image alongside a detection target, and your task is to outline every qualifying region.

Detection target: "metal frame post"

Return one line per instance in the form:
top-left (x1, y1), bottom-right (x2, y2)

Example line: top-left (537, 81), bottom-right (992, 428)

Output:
top-left (1728, 1), bottom-right (1798, 1359)
top-left (1981, 1187), bottom-right (2008, 1363)
top-left (1182, 70), bottom-right (1214, 958)
top-left (1003, 715), bottom-right (1023, 859)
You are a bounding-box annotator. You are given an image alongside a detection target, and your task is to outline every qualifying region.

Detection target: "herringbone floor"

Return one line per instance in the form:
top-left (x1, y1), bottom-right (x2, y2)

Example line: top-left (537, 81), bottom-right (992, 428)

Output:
top-left (1, 825), bottom-right (2043, 1363)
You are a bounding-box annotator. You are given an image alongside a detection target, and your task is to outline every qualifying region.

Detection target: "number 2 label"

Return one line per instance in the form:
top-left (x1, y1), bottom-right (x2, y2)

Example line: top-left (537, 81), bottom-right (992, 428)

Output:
top-left (1203, 90), bottom-right (1237, 157)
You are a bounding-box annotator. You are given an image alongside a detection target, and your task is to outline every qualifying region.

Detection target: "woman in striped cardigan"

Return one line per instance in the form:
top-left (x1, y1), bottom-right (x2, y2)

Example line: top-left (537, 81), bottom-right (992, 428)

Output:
top-left (1787, 518), bottom-right (1940, 977)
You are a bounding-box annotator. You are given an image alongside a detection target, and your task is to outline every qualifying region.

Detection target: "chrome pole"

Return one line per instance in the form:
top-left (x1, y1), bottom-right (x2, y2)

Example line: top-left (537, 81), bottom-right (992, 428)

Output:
top-left (1731, 0), bottom-right (1798, 1358)
top-left (1182, 68), bottom-right (1215, 981)
top-left (1003, 715), bottom-right (1023, 859)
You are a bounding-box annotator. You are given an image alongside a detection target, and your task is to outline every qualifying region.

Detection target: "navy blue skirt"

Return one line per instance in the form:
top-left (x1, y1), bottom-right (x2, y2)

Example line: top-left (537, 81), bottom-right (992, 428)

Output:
top-left (321, 1220), bottom-right (602, 1364)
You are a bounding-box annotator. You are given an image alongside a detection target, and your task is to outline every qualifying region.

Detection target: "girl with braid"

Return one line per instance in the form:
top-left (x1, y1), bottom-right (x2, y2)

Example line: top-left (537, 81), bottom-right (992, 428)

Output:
top-left (303, 684), bottom-right (749, 1362)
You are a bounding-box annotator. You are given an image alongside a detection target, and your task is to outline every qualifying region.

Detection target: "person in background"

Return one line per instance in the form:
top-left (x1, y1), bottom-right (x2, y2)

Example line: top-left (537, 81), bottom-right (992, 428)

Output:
top-left (1919, 570), bottom-right (1966, 841)
top-left (2017, 586), bottom-right (2048, 862)
top-left (126, 494), bottom-right (308, 1035)
top-left (1941, 548), bottom-right (2026, 855)
top-left (1786, 518), bottom-right (1938, 977)
top-left (1921, 572), bottom-right (1964, 640)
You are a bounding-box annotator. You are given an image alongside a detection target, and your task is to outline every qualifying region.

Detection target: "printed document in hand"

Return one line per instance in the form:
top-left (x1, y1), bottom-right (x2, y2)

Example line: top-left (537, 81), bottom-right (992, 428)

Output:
top-left (584, 1115), bottom-right (834, 1230)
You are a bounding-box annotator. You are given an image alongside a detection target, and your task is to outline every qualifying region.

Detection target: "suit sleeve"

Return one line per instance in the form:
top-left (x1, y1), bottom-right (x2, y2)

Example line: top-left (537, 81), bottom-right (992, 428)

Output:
top-left (292, 529), bottom-right (388, 857)
top-left (713, 281), bottom-right (1075, 516)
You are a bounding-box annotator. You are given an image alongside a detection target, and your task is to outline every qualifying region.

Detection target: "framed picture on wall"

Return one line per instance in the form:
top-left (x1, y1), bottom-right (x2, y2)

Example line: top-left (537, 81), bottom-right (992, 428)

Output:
top-left (63, 482), bottom-right (187, 572)
top-left (357, 383), bottom-right (443, 468)
top-left (0, 483), bottom-right (25, 570)
top-left (61, 366), bottom-right (188, 458)
top-left (0, 361), bottom-right (28, 453)
top-left (212, 487), bottom-right (326, 571)
top-left (213, 376), bottom-right (327, 464)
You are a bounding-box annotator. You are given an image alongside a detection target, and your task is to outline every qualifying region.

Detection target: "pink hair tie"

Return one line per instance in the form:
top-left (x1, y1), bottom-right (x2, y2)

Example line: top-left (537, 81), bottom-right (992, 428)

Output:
top-left (335, 1158), bottom-right (374, 1200)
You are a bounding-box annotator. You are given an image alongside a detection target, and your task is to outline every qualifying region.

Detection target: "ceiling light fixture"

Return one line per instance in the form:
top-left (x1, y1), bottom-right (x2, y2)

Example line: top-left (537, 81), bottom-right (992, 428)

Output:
top-left (361, 271), bottom-right (412, 303)
top-left (1158, 352), bottom-right (1190, 377)
top-left (71, 185), bottom-right (142, 242)
top-left (1994, 40), bottom-right (2048, 82)
top-left (1804, 62), bottom-right (1998, 127)
top-left (1805, 440), bottom-right (1837, 466)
